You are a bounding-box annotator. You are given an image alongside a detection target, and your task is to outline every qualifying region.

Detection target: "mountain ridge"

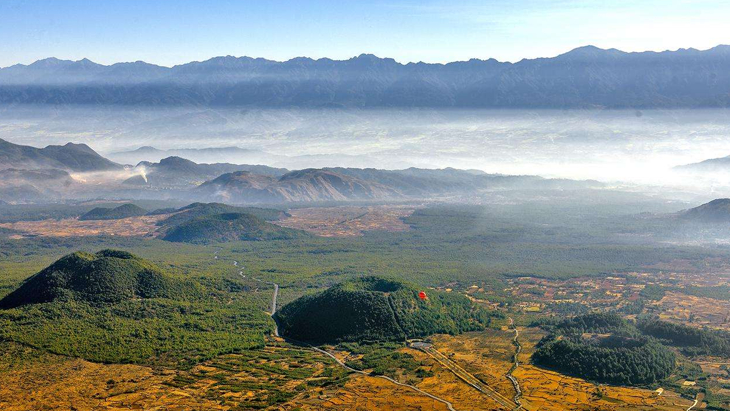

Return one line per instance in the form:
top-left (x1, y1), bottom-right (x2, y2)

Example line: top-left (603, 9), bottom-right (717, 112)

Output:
top-left (3, 45), bottom-right (730, 108)
top-left (0, 138), bottom-right (121, 172)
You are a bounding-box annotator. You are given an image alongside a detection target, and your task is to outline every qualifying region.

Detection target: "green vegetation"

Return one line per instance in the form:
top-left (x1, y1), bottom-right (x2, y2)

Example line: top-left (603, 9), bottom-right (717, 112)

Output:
top-left (532, 335), bottom-right (675, 386)
top-left (0, 249), bottom-right (273, 366)
top-left (637, 317), bottom-right (730, 357)
top-left (0, 298), bottom-right (273, 368)
top-left (158, 202), bottom-right (285, 228)
top-left (78, 203), bottom-right (148, 220)
top-left (680, 285), bottom-right (730, 301)
top-left (162, 212), bottom-right (308, 244)
top-left (1, 201), bottom-right (729, 379)
top-left (533, 313), bottom-right (676, 386)
top-left (341, 342), bottom-right (430, 381)
top-left (275, 276), bottom-right (497, 343)
top-left (0, 298), bottom-right (269, 366)
top-left (0, 250), bottom-right (200, 308)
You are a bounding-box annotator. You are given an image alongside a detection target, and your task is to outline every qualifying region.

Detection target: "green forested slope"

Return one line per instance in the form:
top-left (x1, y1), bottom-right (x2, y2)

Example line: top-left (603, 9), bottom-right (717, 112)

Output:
top-left (162, 213), bottom-right (307, 244)
top-left (275, 276), bottom-right (497, 343)
top-left (0, 249), bottom-right (200, 308)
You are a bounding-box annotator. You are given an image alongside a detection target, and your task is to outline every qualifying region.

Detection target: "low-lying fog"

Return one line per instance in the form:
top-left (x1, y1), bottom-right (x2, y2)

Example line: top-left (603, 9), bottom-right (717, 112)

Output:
top-left (2, 105), bottom-right (730, 192)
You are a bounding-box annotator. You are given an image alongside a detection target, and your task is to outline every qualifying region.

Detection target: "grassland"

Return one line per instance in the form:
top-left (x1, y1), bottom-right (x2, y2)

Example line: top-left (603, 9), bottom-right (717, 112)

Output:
top-left (2, 202), bottom-right (730, 409)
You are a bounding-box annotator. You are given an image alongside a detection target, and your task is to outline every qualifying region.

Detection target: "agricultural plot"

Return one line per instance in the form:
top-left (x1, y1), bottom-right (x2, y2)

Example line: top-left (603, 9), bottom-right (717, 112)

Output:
top-left (0, 214), bottom-right (168, 238)
top-left (275, 205), bottom-right (416, 237)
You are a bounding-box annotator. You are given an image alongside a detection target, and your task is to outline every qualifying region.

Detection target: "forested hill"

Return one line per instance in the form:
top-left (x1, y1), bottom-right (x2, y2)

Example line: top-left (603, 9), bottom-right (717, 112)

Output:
top-left (2, 45), bottom-right (730, 108)
top-left (275, 276), bottom-right (497, 343)
top-left (0, 250), bottom-right (200, 308)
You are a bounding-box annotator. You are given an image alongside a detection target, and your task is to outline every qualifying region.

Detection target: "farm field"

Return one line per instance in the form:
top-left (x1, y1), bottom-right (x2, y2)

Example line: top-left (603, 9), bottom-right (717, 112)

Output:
top-left (275, 205), bottom-right (416, 237)
top-left (428, 329), bottom-right (694, 411)
top-left (0, 215), bottom-right (168, 238)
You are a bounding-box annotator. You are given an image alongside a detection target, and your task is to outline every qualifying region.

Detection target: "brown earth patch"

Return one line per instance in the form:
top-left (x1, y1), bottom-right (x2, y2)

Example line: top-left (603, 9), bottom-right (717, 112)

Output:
top-left (0, 214), bottom-right (168, 238)
top-left (275, 205), bottom-right (416, 237)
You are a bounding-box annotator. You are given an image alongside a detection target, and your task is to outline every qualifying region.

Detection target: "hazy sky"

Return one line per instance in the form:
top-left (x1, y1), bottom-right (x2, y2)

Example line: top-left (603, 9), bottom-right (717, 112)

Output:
top-left (1, 0), bottom-right (729, 67)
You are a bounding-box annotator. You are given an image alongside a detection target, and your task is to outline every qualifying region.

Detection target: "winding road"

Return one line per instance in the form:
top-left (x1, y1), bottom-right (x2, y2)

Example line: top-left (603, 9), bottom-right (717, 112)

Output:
top-left (416, 343), bottom-right (518, 410)
top-left (220, 253), bottom-right (458, 411)
top-left (507, 317), bottom-right (523, 408)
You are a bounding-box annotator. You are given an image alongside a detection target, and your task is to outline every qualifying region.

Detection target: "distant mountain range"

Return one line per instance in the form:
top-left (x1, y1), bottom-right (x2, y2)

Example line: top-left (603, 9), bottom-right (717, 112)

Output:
top-left (194, 166), bottom-right (601, 204)
top-left (0, 137), bottom-right (602, 204)
top-left (674, 155), bottom-right (730, 173)
top-left (126, 156), bottom-right (287, 188)
top-left (2, 45), bottom-right (730, 108)
top-left (108, 146), bottom-right (282, 166)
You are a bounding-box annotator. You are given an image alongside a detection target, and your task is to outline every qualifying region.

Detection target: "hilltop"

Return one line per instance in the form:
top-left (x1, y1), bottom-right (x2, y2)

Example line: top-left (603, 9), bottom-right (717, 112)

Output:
top-left (157, 202), bottom-right (286, 228)
top-left (78, 203), bottom-right (148, 221)
top-left (275, 276), bottom-right (496, 343)
top-left (679, 198), bottom-right (730, 222)
top-left (162, 212), bottom-right (308, 244)
top-left (0, 250), bottom-right (199, 308)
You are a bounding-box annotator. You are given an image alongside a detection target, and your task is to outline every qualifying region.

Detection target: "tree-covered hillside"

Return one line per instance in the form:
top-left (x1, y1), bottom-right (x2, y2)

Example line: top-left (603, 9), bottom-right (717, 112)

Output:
top-left (157, 202), bottom-right (286, 228)
top-left (532, 313), bottom-right (676, 386)
top-left (78, 203), bottom-right (147, 221)
top-left (275, 276), bottom-right (497, 343)
top-left (0, 249), bottom-right (199, 308)
top-left (162, 212), bottom-right (308, 244)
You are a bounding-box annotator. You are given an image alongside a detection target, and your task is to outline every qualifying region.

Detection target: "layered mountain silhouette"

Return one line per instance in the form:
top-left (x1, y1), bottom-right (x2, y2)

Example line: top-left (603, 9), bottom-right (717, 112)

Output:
top-left (0, 138), bottom-right (120, 172)
top-left (125, 156), bottom-right (287, 188)
top-left (195, 169), bottom-right (403, 203)
top-left (2, 46), bottom-right (730, 108)
top-left (675, 155), bottom-right (730, 173)
top-left (194, 166), bottom-right (601, 203)
top-left (109, 146), bottom-right (283, 167)
top-left (0, 137), bottom-right (602, 204)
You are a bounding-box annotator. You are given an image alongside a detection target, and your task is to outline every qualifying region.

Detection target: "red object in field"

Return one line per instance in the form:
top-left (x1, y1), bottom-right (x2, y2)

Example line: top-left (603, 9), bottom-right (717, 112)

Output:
top-left (418, 291), bottom-right (427, 300)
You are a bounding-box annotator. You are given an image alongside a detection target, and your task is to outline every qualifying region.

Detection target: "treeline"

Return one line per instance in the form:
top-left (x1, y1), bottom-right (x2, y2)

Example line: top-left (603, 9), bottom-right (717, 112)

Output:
top-left (551, 312), bottom-right (630, 334)
top-left (532, 312), bottom-right (675, 386)
top-left (276, 276), bottom-right (500, 344)
top-left (638, 317), bottom-right (730, 357)
top-left (532, 335), bottom-right (675, 385)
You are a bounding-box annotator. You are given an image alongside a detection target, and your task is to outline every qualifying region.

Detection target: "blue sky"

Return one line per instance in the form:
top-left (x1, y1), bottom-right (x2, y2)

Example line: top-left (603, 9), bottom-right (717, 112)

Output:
top-left (1, 0), bottom-right (729, 67)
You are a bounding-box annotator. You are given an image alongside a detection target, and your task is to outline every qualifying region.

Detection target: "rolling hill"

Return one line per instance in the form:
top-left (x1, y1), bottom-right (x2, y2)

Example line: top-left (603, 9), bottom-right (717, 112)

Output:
top-left (161, 212), bottom-right (308, 244)
top-left (157, 202), bottom-right (286, 229)
top-left (2, 46), bottom-right (730, 108)
top-left (78, 203), bottom-right (148, 221)
top-left (0, 250), bottom-right (199, 308)
top-left (275, 276), bottom-right (495, 343)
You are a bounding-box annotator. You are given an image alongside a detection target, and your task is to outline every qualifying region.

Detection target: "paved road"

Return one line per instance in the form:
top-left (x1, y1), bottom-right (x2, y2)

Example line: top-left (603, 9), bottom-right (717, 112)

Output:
top-left (230, 257), bottom-right (279, 335)
top-left (292, 339), bottom-right (458, 411)
top-left (221, 251), bottom-right (460, 410)
top-left (416, 344), bottom-right (518, 410)
top-left (507, 317), bottom-right (523, 408)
